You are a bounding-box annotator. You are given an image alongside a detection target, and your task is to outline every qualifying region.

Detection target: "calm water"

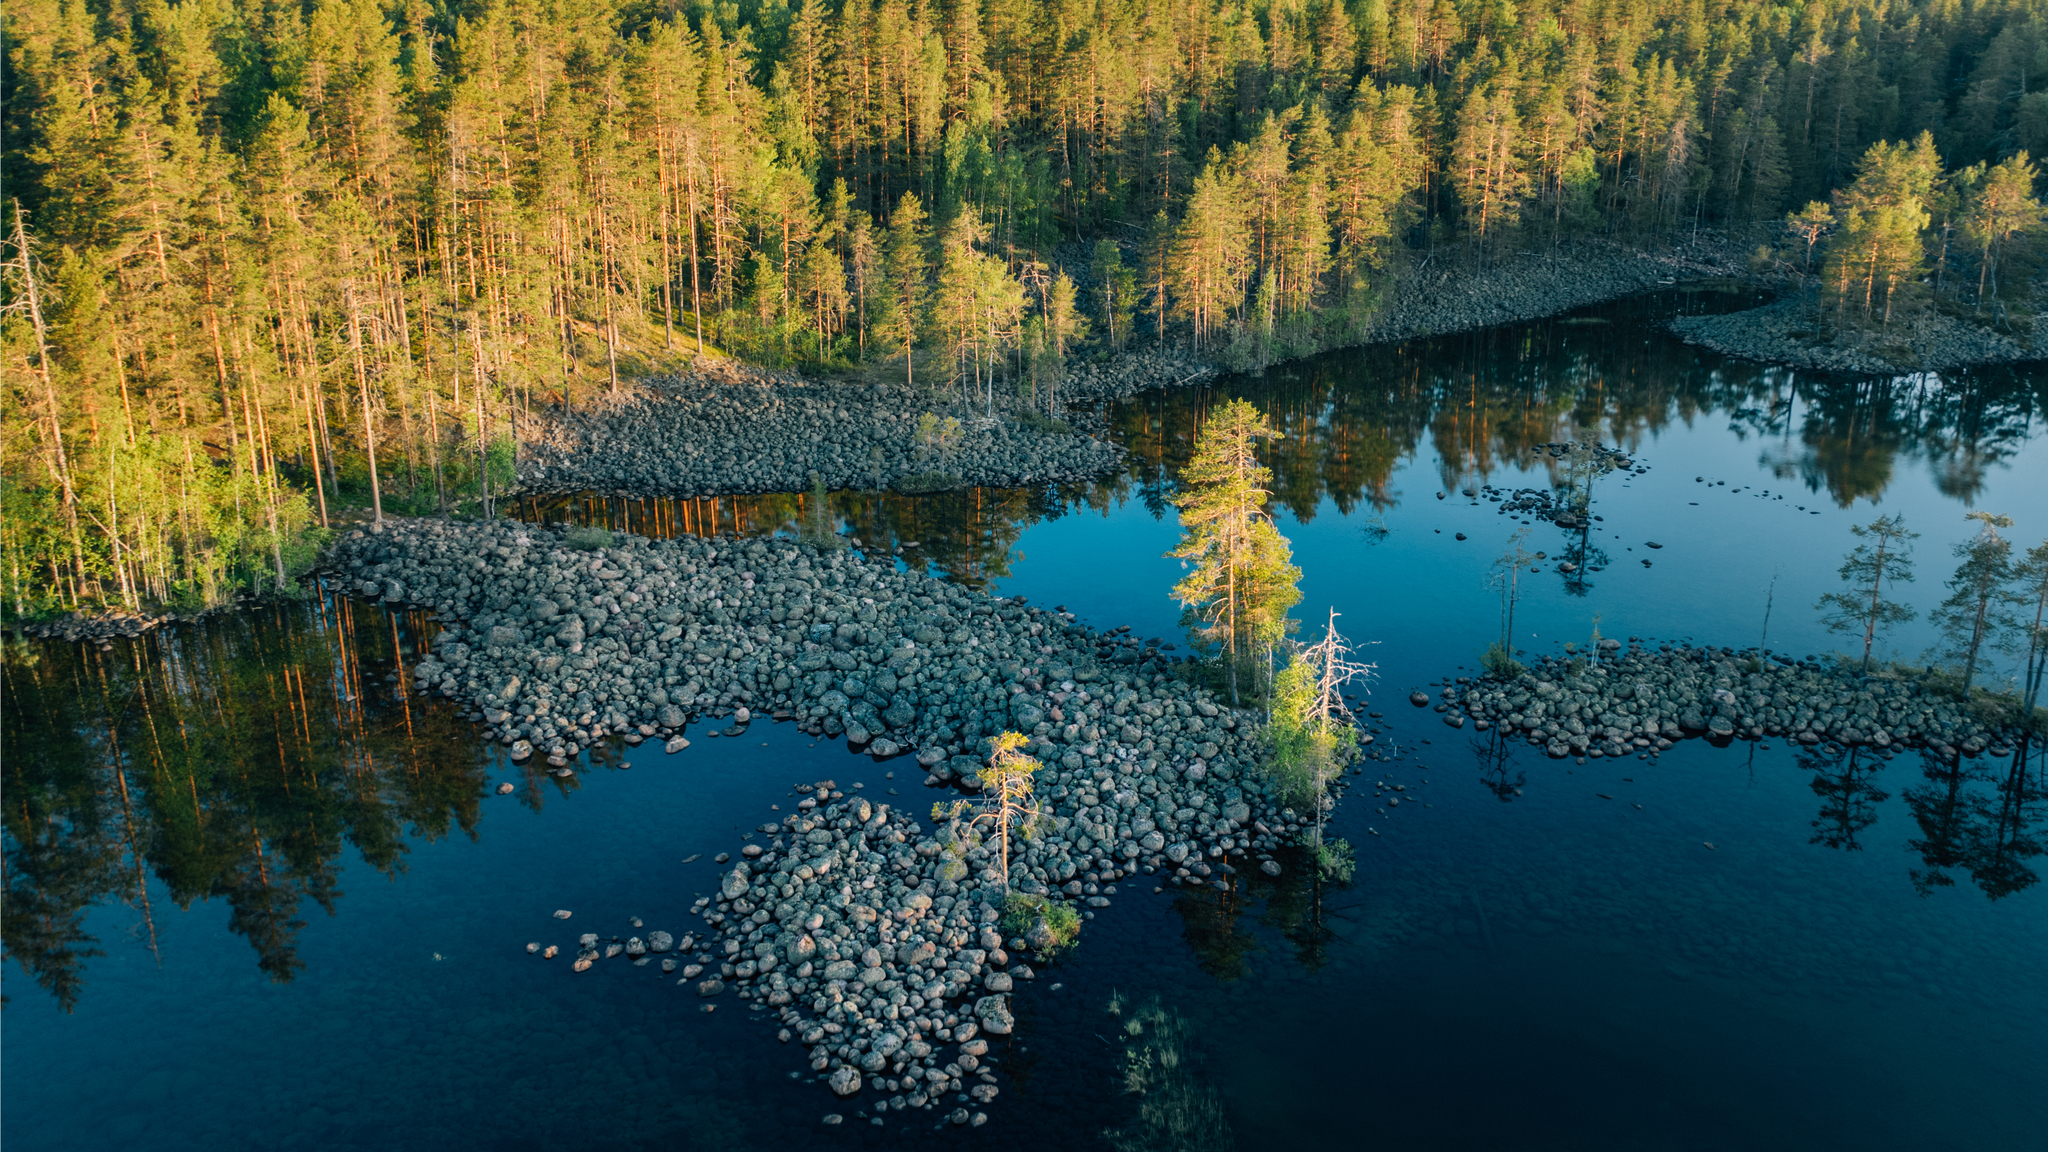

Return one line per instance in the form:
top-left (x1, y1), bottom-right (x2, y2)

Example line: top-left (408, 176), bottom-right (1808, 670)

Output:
top-left (7, 289), bottom-right (2046, 1151)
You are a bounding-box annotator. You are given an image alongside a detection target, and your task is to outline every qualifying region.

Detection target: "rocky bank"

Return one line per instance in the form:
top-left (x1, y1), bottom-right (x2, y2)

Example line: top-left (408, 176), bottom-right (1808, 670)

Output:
top-left (509, 239), bottom-right (1745, 504)
top-left (328, 517), bottom-right (1342, 1119)
top-left (1435, 641), bottom-right (2030, 759)
top-left (515, 362), bottom-right (1125, 497)
top-left (1355, 235), bottom-right (1748, 345)
top-left (1668, 292), bottom-right (2046, 375)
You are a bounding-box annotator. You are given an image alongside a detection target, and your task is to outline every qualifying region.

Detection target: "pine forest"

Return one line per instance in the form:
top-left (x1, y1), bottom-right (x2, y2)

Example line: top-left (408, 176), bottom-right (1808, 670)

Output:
top-left (5, 0), bottom-right (2048, 617)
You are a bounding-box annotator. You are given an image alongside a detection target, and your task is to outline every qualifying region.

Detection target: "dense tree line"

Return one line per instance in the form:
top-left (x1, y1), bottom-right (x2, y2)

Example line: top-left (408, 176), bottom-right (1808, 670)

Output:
top-left (5, 0), bottom-right (2047, 616)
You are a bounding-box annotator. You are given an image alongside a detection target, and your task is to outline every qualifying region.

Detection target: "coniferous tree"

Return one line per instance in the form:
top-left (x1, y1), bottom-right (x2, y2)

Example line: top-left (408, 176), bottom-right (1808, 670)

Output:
top-left (1963, 153), bottom-right (2046, 308)
top-left (1090, 239), bottom-right (1138, 350)
top-left (1816, 515), bottom-right (1919, 673)
top-left (1169, 398), bottom-right (1300, 703)
top-left (1931, 512), bottom-right (2016, 697)
top-left (881, 192), bottom-right (931, 387)
top-left (2007, 540), bottom-right (2048, 713)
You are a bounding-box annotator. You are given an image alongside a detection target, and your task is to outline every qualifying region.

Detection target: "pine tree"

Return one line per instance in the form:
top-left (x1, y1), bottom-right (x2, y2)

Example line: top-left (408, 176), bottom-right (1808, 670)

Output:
top-left (1815, 514), bottom-right (1918, 673)
top-left (1931, 512), bottom-right (2016, 697)
top-left (1169, 156), bottom-right (1249, 348)
top-left (1090, 239), bottom-right (1137, 349)
top-left (2007, 540), bottom-right (2048, 713)
top-left (1169, 398), bottom-right (1300, 703)
top-left (882, 192), bottom-right (931, 387)
top-left (1963, 152), bottom-right (2045, 307)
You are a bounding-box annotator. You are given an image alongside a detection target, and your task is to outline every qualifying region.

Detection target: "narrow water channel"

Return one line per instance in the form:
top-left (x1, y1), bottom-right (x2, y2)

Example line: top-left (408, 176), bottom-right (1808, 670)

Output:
top-left (7, 289), bottom-right (2045, 1151)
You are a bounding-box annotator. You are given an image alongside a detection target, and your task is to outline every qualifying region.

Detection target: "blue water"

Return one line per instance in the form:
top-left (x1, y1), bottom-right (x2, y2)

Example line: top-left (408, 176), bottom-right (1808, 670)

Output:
top-left (7, 291), bottom-right (2045, 1150)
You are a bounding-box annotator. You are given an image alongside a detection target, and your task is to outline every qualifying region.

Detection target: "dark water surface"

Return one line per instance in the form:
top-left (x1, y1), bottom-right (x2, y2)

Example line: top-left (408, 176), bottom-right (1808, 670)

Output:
top-left (8, 289), bottom-right (2046, 1151)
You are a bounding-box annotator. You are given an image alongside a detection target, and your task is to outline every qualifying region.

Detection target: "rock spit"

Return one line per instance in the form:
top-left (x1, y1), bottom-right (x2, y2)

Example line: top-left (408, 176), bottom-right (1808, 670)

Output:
top-left (328, 516), bottom-right (1344, 1116)
top-left (1445, 644), bottom-right (2027, 759)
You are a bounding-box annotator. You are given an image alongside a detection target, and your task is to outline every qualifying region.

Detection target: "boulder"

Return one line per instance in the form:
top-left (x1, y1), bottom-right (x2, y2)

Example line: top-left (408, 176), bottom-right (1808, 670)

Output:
top-left (974, 994), bottom-right (1015, 1035)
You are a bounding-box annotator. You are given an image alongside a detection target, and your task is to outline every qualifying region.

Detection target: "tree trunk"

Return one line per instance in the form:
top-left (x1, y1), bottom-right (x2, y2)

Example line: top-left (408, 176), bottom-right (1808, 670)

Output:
top-left (345, 280), bottom-right (384, 524)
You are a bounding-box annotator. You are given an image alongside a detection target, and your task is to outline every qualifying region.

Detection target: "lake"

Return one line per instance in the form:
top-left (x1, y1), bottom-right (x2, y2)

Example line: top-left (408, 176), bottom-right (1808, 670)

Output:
top-left (6, 288), bottom-right (2045, 1151)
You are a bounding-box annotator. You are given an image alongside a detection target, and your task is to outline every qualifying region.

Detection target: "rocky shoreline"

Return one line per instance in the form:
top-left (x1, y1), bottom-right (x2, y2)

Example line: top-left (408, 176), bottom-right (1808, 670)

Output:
top-left (1354, 235), bottom-right (1749, 346)
top-left (514, 361), bottom-right (1126, 497)
top-left (509, 239), bottom-right (1746, 506)
top-left (14, 608), bottom-right (176, 643)
top-left (1668, 291), bottom-right (2046, 375)
top-left (328, 516), bottom-right (1341, 1121)
top-left (1436, 641), bottom-right (2030, 760)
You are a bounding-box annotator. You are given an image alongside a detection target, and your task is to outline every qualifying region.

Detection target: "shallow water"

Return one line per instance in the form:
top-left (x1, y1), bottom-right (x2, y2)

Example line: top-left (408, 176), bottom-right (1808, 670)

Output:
top-left (7, 289), bottom-right (2046, 1151)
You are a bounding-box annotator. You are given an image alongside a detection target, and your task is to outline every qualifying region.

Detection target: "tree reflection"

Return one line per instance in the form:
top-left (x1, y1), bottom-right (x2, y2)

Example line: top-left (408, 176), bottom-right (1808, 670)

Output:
top-left (1170, 882), bottom-right (1261, 981)
top-left (2, 594), bottom-right (490, 1009)
top-left (1471, 727), bottom-right (1527, 801)
top-left (1802, 744), bottom-right (1890, 851)
top-left (525, 294), bottom-right (2039, 584)
top-left (1902, 741), bottom-right (2045, 900)
top-left (1099, 295), bottom-right (2041, 522)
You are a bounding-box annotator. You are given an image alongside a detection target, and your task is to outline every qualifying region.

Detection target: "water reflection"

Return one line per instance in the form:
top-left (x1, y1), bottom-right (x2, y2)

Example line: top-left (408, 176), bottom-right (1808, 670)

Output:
top-left (1803, 743), bottom-right (1890, 851)
top-left (513, 483), bottom-right (1112, 592)
top-left (1111, 294), bottom-right (2044, 524)
top-left (1167, 850), bottom-right (1359, 979)
top-left (2, 594), bottom-right (486, 1009)
top-left (1472, 727), bottom-right (1528, 802)
top-left (522, 293), bottom-right (2041, 603)
top-left (1902, 743), bottom-right (2046, 900)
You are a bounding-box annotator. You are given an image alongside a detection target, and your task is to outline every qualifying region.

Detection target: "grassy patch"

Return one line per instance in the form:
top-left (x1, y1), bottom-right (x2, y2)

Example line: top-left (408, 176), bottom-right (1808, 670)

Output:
top-left (564, 525), bottom-right (615, 551)
top-left (1480, 640), bottom-right (1524, 679)
top-left (1313, 838), bottom-right (1356, 885)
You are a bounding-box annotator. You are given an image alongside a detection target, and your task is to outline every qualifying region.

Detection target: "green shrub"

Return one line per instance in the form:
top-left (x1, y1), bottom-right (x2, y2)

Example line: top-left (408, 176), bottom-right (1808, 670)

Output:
top-left (1480, 641), bottom-right (1524, 679)
top-left (1314, 838), bottom-right (1356, 885)
top-left (564, 525), bottom-right (614, 551)
top-left (1001, 892), bottom-right (1082, 957)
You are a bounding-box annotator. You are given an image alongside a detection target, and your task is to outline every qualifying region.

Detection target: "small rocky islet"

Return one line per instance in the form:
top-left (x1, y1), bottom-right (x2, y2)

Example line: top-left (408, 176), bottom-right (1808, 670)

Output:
top-left (328, 516), bottom-right (1340, 1121)
top-left (1433, 641), bottom-right (2028, 760)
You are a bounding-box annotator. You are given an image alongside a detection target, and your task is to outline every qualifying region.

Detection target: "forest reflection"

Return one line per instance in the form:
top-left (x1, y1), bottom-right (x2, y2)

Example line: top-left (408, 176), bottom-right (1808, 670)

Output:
top-left (1, 594), bottom-right (508, 1010)
top-left (1801, 739), bottom-right (2046, 900)
top-left (524, 294), bottom-right (2044, 600)
top-left (1113, 297), bottom-right (2046, 521)
top-left (10, 299), bottom-right (2043, 1010)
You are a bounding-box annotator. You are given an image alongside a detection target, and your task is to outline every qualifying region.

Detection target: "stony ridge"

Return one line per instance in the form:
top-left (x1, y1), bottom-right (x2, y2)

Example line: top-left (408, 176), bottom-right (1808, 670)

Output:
top-left (1356, 235), bottom-right (1749, 345)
